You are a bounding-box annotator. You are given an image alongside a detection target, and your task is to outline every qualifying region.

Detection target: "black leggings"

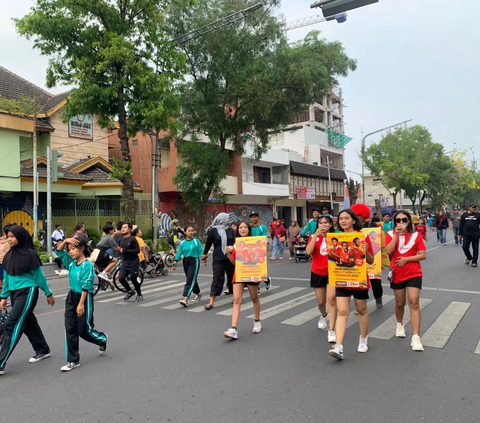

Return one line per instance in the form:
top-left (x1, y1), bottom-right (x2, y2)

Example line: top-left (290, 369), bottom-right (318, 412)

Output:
top-left (370, 278), bottom-right (383, 300)
top-left (210, 260), bottom-right (234, 297)
top-left (119, 264), bottom-right (142, 296)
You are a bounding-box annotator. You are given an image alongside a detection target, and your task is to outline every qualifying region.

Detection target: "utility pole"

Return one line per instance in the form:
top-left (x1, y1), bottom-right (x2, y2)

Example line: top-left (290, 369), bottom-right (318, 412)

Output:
top-left (33, 100), bottom-right (38, 240)
top-left (151, 131), bottom-right (160, 243)
top-left (46, 146), bottom-right (52, 255)
top-left (327, 156), bottom-right (333, 212)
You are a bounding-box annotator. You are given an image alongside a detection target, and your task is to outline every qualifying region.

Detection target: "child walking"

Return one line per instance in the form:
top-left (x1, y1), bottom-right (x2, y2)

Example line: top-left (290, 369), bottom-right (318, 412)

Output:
top-left (56, 237), bottom-right (108, 372)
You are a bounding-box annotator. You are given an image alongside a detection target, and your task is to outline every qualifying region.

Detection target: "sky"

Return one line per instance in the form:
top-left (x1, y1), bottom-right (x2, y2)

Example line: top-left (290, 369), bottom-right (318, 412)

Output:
top-left (1, 0), bottom-right (480, 178)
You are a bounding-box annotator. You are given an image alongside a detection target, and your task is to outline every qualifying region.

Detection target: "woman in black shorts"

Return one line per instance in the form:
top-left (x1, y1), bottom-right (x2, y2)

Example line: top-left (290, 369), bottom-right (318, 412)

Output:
top-left (329, 209), bottom-right (374, 360)
top-left (223, 221), bottom-right (261, 340)
top-left (306, 215), bottom-right (337, 343)
top-left (385, 210), bottom-right (427, 351)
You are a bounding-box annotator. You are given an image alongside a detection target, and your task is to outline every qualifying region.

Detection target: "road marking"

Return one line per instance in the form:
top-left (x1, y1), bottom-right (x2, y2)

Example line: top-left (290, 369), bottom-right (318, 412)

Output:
top-left (422, 301), bottom-right (471, 348)
top-left (281, 307), bottom-right (320, 326)
top-left (427, 240), bottom-right (455, 252)
top-left (135, 282), bottom-right (211, 307)
top-left (97, 281), bottom-right (181, 303)
top-left (216, 287), bottom-right (306, 316)
top-left (369, 298), bottom-right (432, 339)
top-left (247, 293), bottom-right (315, 320)
top-left (37, 308), bottom-right (65, 317)
top-left (187, 286), bottom-right (279, 312)
top-left (474, 338), bottom-right (480, 355)
top-left (345, 294), bottom-right (395, 329)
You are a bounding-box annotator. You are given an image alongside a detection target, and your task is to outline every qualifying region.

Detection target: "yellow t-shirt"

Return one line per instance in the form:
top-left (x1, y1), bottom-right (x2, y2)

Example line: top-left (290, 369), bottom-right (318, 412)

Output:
top-left (136, 236), bottom-right (146, 262)
top-left (412, 215), bottom-right (419, 224)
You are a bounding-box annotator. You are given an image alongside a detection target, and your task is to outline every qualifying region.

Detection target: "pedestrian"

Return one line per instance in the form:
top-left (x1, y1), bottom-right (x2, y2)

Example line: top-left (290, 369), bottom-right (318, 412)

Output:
top-left (70, 223), bottom-right (89, 245)
top-left (118, 222), bottom-right (143, 301)
top-left (55, 237), bottom-right (108, 371)
top-left (0, 225), bottom-right (55, 375)
top-left (328, 209), bottom-right (374, 361)
top-left (0, 225), bottom-right (11, 292)
top-left (202, 213), bottom-right (235, 310)
top-left (333, 215), bottom-right (340, 232)
top-left (351, 203), bottom-right (383, 309)
top-left (269, 217), bottom-right (277, 244)
top-left (51, 223), bottom-right (65, 251)
top-left (287, 220), bottom-right (301, 260)
top-left (382, 213), bottom-right (393, 232)
top-left (449, 209), bottom-right (461, 245)
top-left (459, 204), bottom-right (480, 267)
top-left (434, 210), bottom-right (449, 246)
top-left (96, 223), bottom-right (120, 285)
top-left (132, 228), bottom-right (147, 278)
top-left (415, 218), bottom-right (428, 241)
top-left (271, 218), bottom-right (286, 260)
top-left (113, 221), bottom-right (124, 258)
top-left (385, 210), bottom-right (427, 351)
top-left (249, 212), bottom-right (271, 291)
top-left (223, 221), bottom-right (262, 339)
top-left (173, 225), bottom-right (204, 307)
top-left (305, 215), bottom-right (337, 343)
top-left (168, 219), bottom-right (185, 253)
top-left (412, 212), bottom-right (419, 227)
top-left (301, 208), bottom-right (320, 237)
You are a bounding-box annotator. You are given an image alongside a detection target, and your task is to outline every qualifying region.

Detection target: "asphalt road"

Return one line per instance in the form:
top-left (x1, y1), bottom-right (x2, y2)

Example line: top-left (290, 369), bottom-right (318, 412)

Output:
top-left (1, 231), bottom-right (479, 423)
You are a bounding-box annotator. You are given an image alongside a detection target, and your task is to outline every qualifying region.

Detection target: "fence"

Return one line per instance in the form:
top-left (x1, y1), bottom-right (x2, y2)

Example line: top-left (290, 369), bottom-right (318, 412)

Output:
top-left (52, 196), bottom-right (152, 236)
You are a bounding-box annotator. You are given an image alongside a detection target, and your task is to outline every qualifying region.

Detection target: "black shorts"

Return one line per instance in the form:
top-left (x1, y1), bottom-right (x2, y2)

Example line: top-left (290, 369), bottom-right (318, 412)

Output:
top-left (336, 287), bottom-right (369, 300)
top-left (310, 272), bottom-right (328, 288)
top-left (391, 277), bottom-right (422, 290)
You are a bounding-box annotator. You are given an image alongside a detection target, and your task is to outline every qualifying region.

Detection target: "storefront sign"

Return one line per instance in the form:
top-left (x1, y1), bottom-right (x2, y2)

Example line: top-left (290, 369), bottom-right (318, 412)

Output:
top-left (296, 186), bottom-right (315, 199)
top-left (68, 114), bottom-right (93, 139)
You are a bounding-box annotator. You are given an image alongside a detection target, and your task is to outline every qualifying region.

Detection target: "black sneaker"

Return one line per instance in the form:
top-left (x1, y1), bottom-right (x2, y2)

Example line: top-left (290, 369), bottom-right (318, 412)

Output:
top-left (264, 277), bottom-right (271, 291)
top-left (123, 291), bottom-right (136, 301)
top-left (29, 352), bottom-right (51, 363)
top-left (99, 334), bottom-right (108, 355)
top-left (376, 298), bottom-right (383, 309)
top-left (135, 295), bottom-right (144, 302)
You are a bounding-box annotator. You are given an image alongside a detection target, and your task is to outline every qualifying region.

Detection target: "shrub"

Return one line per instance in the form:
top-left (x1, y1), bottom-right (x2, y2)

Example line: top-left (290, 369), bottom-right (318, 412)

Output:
top-left (85, 227), bottom-right (101, 247)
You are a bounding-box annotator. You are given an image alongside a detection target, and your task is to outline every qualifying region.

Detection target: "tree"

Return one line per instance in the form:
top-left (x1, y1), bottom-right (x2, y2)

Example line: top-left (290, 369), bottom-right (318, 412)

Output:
top-left (169, 0), bottom-right (357, 227)
top-left (346, 178), bottom-right (361, 206)
top-left (363, 125), bottom-right (450, 213)
top-left (16, 0), bottom-right (190, 219)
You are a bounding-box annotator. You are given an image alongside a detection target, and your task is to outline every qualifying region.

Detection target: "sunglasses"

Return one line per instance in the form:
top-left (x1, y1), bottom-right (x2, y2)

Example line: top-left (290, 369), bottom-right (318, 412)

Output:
top-left (395, 218), bottom-right (409, 223)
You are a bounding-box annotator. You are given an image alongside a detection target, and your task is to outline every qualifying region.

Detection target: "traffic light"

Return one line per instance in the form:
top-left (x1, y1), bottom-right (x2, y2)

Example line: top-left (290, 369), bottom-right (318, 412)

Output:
top-left (311, 0), bottom-right (379, 15)
top-left (52, 150), bottom-right (64, 183)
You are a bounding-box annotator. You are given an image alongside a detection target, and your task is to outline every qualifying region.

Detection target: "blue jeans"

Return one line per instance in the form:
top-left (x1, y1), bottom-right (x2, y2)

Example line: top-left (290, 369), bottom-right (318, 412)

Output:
top-left (272, 237), bottom-right (284, 258)
top-left (438, 228), bottom-right (447, 244)
top-left (453, 227), bottom-right (460, 244)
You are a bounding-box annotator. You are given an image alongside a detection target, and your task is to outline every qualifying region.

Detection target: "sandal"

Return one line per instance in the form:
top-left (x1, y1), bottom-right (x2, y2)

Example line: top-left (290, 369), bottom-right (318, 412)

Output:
top-left (204, 304), bottom-right (213, 310)
top-left (465, 259), bottom-right (471, 265)
top-left (472, 263), bottom-right (478, 268)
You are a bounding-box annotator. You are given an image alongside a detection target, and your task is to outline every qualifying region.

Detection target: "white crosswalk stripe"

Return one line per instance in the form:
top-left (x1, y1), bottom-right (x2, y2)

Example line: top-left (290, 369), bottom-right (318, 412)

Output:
top-left (474, 338), bottom-right (480, 355)
top-left (139, 282), bottom-right (210, 308)
top-left (247, 293), bottom-right (315, 320)
top-left (97, 281), bottom-right (181, 303)
top-left (421, 301), bottom-right (471, 348)
top-left (369, 298), bottom-right (432, 339)
top-left (346, 295), bottom-right (395, 329)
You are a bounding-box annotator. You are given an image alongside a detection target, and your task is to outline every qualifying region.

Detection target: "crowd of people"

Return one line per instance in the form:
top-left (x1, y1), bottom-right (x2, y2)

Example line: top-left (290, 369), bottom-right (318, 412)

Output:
top-left (0, 201), bottom-right (479, 374)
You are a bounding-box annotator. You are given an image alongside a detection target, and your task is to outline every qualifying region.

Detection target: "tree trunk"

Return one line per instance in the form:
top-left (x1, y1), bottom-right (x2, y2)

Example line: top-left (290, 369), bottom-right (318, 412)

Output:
top-left (408, 196), bottom-right (416, 213)
top-left (347, 178), bottom-right (360, 206)
top-left (196, 200), bottom-right (207, 238)
top-left (374, 199), bottom-right (381, 218)
top-left (117, 87), bottom-right (135, 221)
top-left (392, 191), bottom-right (398, 209)
top-left (419, 190), bottom-right (427, 213)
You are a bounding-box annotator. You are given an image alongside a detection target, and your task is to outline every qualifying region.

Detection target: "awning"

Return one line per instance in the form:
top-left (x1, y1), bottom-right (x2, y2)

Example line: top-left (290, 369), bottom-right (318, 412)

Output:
top-left (290, 160), bottom-right (347, 180)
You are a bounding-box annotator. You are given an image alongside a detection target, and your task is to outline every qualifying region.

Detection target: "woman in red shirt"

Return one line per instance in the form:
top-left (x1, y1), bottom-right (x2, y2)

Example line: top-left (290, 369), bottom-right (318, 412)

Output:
top-left (415, 218), bottom-right (428, 242)
top-left (306, 215), bottom-right (337, 343)
top-left (329, 209), bottom-right (374, 361)
top-left (385, 210), bottom-right (426, 352)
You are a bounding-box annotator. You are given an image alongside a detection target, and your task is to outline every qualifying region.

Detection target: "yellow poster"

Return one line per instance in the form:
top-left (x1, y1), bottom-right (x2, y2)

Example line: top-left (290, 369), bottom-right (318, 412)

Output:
top-left (234, 236), bottom-right (268, 283)
top-left (381, 229), bottom-right (391, 269)
top-left (362, 228), bottom-right (382, 279)
top-left (327, 233), bottom-right (368, 289)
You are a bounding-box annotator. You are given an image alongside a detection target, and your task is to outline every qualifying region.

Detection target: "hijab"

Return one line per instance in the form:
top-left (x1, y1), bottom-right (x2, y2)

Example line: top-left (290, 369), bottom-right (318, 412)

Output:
top-left (212, 213), bottom-right (229, 254)
top-left (2, 225), bottom-right (42, 276)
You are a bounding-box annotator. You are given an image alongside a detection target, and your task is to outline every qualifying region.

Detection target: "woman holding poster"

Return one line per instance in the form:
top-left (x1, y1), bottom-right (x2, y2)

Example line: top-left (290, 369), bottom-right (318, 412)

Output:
top-left (305, 215), bottom-right (337, 343)
top-left (328, 209), bottom-right (374, 361)
top-left (385, 210), bottom-right (426, 352)
top-left (223, 221), bottom-right (262, 340)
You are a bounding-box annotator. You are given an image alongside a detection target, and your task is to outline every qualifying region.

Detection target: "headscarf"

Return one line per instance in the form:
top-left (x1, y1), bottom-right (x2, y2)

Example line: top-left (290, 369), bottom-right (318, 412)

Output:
top-left (212, 213), bottom-right (229, 254)
top-left (3, 225), bottom-right (42, 276)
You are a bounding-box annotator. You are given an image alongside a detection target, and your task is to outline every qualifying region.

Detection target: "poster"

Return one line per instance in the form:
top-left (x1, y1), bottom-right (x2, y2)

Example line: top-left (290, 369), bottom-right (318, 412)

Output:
top-left (327, 233), bottom-right (368, 289)
top-left (296, 186), bottom-right (315, 200)
top-left (234, 236), bottom-right (268, 283)
top-left (362, 227), bottom-right (382, 279)
top-left (381, 228), bottom-right (391, 270)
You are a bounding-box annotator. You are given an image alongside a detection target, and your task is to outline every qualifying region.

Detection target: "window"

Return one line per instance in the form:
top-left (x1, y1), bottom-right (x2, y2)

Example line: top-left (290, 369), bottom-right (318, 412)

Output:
top-left (253, 166), bottom-right (271, 184)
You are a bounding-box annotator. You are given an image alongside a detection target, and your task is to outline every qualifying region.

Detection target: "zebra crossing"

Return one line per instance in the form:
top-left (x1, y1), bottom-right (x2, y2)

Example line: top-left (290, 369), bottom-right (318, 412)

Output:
top-left (50, 274), bottom-right (478, 352)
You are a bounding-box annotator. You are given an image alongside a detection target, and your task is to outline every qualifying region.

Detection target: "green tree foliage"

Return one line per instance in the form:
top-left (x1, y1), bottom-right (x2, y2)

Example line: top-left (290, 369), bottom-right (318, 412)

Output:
top-left (169, 0), bottom-right (356, 228)
top-left (15, 0), bottom-right (192, 220)
top-left (363, 125), bottom-right (454, 212)
top-left (447, 150), bottom-right (480, 207)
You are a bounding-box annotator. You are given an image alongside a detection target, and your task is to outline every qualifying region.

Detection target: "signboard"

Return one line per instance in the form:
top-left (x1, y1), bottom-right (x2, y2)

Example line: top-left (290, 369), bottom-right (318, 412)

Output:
top-left (327, 232), bottom-right (368, 289)
top-left (296, 186), bottom-right (315, 200)
top-left (234, 236), bottom-right (268, 282)
top-left (362, 227), bottom-right (382, 279)
top-left (68, 114), bottom-right (93, 139)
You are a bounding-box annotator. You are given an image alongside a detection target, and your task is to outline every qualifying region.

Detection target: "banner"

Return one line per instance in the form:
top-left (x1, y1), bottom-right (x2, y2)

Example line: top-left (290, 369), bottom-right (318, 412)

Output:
top-left (296, 186), bottom-right (315, 200)
top-left (327, 233), bottom-right (368, 289)
top-left (234, 236), bottom-right (268, 283)
top-left (362, 227), bottom-right (382, 279)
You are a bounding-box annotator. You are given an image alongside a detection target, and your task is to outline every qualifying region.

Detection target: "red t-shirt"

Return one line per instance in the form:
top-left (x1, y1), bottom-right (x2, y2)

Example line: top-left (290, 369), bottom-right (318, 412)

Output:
top-left (351, 247), bottom-right (366, 266)
top-left (308, 235), bottom-right (329, 276)
top-left (385, 230), bottom-right (426, 283)
top-left (415, 224), bottom-right (427, 240)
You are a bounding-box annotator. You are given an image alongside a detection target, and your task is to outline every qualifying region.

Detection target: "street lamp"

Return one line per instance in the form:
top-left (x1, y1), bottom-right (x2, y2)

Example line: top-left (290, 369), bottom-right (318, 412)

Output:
top-left (361, 119), bottom-right (412, 203)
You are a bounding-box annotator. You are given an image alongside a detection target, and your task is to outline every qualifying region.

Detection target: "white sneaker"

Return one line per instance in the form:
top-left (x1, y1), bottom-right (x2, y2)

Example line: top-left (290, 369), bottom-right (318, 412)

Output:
top-left (224, 327), bottom-right (238, 339)
top-left (317, 313), bottom-right (328, 330)
top-left (357, 336), bottom-right (369, 353)
top-left (327, 330), bottom-right (336, 343)
top-left (411, 334), bottom-right (424, 351)
top-left (59, 269), bottom-right (69, 276)
top-left (61, 362), bottom-right (80, 372)
top-left (253, 321), bottom-right (262, 333)
top-left (98, 271), bottom-right (109, 280)
top-left (329, 344), bottom-right (344, 360)
top-left (137, 276), bottom-right (142, 283)
top-left (396, 322), bottom-right (406, 338)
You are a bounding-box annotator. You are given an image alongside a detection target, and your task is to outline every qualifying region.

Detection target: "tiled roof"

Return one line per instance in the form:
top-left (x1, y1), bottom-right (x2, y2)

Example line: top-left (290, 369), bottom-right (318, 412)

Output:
top-left (63, 158), bottom-right (91, 171)
top-left (20, 164), bottom-right (91, 181)
top-left (82, 167), bottom-right (120, 183)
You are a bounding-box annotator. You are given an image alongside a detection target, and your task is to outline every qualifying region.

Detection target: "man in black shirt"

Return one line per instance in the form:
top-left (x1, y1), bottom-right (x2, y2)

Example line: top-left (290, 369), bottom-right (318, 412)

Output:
top-left (118, 222), bottom-right (143, 301)
top-left (459, 204), bottom-right (480, 267)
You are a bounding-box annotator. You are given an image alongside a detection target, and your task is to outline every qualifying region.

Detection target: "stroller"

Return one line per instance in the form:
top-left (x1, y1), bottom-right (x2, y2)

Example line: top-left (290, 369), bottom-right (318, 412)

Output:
top-left (294, 237), bottom-right (309, 263)
top-left (146, 249), bottom-right (169, 278)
